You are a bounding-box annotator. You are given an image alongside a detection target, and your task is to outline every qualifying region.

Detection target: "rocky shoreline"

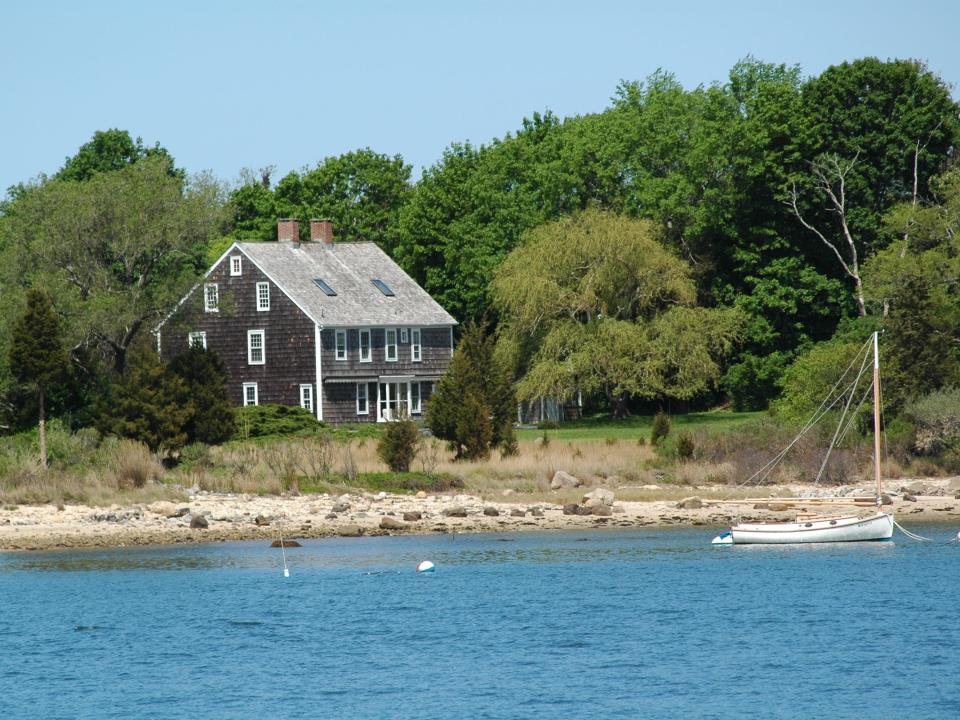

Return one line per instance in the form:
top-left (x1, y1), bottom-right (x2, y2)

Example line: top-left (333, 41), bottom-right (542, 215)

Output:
top-left (2, 478), bottom-right (959, 551)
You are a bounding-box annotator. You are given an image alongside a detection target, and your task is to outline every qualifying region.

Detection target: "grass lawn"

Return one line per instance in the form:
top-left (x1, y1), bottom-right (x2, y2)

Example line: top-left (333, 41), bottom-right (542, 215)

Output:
top-left (516, 410), bottom-right (766, 442)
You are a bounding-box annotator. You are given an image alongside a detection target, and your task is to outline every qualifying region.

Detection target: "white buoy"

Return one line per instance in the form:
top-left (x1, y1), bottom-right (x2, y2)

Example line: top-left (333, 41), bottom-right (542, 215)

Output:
top-left (416, 560), bottom-right (435, 573)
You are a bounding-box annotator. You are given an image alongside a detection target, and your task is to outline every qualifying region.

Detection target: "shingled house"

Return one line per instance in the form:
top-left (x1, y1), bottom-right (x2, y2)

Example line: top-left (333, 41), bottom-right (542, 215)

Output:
top-left (156, 219), bottom-right (457, 423)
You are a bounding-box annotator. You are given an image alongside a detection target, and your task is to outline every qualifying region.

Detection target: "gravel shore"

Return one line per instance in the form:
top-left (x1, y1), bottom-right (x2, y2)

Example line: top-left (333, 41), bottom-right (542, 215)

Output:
top-left (2, 480), bottom-right (959, 551)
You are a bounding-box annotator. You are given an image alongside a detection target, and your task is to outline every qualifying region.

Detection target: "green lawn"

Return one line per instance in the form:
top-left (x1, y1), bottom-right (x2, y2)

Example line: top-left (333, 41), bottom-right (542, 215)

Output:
top-left (516, 410), bottom-right (766, 442)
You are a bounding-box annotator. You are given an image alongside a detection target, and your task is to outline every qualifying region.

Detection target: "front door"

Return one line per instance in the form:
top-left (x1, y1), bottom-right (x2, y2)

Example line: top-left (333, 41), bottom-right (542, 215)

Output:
top-left (378, 382), bottom-right (410, 421)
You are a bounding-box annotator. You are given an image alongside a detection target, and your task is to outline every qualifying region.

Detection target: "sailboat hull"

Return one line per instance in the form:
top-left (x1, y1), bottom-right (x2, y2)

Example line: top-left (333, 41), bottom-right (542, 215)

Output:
top-left (727, 512), bottom-right (894, 544)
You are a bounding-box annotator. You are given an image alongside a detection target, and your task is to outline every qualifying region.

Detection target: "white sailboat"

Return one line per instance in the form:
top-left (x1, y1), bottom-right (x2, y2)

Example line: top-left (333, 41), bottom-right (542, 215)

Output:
top-left (713, 331), bottom-right (894, 545)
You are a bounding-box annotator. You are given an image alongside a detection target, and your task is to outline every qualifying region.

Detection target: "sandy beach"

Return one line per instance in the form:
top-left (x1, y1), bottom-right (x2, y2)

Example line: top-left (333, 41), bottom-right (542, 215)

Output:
top-left (1, 478), bottom-right (958, 551)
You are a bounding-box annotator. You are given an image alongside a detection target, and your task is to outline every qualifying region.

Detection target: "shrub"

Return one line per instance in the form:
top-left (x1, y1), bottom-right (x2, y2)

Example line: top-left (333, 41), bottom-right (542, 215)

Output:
top-left (377, 416), bottom-right (420, 472)
top-left (905, 387), bottom-right (960, 455)
top-left (651, 411), bottom-right (671, 446)
top-left (233, 404), bottom-right (325, 440)
top-left (676, 431), bottom-right (695, 460)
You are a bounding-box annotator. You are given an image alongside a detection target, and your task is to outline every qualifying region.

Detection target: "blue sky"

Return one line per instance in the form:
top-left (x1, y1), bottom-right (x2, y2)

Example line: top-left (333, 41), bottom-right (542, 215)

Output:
top-left (3, 0), bottom-right (958, 192)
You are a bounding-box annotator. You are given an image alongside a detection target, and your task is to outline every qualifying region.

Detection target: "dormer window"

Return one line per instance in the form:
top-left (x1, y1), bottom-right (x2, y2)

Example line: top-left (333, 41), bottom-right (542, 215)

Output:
top-left (371, 279), bottom-right (394, 296)
top-left (230, 255), bottom-right (242, 276)
top-left (314, 278), bottom-right (337, 296)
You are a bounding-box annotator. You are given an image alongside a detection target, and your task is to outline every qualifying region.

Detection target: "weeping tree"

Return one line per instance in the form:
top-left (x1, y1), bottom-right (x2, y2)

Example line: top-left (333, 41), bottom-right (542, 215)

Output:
top-left (8, 289), bottom-right (69, 467)
top-left (491, 210), bottom-right (743, 416)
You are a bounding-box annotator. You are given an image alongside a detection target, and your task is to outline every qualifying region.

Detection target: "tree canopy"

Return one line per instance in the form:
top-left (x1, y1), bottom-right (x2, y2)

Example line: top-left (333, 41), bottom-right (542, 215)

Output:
top-left (492, 210), bottom-right (743, 415)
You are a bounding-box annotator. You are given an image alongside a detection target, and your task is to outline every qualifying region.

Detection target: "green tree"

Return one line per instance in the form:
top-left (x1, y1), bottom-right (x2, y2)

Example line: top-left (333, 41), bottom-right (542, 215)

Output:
top-left (230, 149), bottom-right (412, 253)
top-left (168, 347), bottom-right (236, 445)
top-left (8, 289), bottom-right (68, 466)
top-left (2, 156), bottom-right (225, 372)
top-left (57, 128), bottom-right (181, 183)
top-left (427, 322), bottom-right (515, 460)
top-left (377, 414), bottom-right (420, 472)
top-left (98, 347), bottom-right (193, 453)
top-left (492, 211), bottom-right (743, 415)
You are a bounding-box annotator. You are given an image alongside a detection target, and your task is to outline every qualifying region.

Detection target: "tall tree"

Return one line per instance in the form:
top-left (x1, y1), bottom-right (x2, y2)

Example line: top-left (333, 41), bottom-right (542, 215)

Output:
top-left (8, 289), bottom-right (68, 466)
top-left (491, 211), bottom-right (743, 416)
top-left (57, 128), bottom-right (181, 183)
top-left (230, 149), bottom-right (412, 253)
top-left (168, 347), bottom-right (236, 445)
top-left (2, 156), bottom-right (225, 372)
top-left (427, 322), bottom-right (516, 460)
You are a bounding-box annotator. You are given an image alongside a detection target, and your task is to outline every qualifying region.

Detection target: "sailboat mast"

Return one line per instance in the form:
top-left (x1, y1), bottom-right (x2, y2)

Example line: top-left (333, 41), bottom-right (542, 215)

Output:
top-left (873, 331), bottom-right (882, 500)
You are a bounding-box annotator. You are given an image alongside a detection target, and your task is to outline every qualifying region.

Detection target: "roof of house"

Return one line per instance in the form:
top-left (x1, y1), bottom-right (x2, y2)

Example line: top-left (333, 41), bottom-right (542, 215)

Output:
top-left (236, 240), bottom-right (457, 327)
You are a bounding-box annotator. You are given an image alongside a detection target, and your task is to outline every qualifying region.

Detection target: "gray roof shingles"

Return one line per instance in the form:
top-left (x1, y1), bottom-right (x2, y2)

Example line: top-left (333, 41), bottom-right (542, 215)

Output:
top-left (236, 240), bottom-right (457, 327)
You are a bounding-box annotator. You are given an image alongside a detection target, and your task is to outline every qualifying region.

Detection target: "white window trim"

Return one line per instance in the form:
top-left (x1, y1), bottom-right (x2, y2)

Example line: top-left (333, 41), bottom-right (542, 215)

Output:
top-left (299, 384), bottom-right (313, 413)
top-left (410, 381), bottom-right (421, 414)
top-left (411, 327), bottom-right (421, 362)
top-left (188, 331), bottom-right (207, 350)
top-left (356, 382), bottom-right (369, 415)
top-left (385, 328), bottom-right (397, 362)
top-left (358, 329), bottom-right (371, 363)
top-left (400, 327), bottom-right (408, 343)
top-left (243, 382), bottom-right (258, 406)
top-left (204, 283), bottom-right (219, 313)
top-left (256, 282), bottom-right (270, 312)
top-left (335, 329), bottom-right (347, 361)
top-left (247, 329), bottom-right (265, 365)
top-left (230, 255), bottom-right (242, 276)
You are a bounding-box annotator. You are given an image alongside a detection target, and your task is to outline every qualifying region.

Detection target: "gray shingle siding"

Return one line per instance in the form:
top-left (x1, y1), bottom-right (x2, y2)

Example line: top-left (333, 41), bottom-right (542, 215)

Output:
top-left (158, 239), bottom-right (455, 424)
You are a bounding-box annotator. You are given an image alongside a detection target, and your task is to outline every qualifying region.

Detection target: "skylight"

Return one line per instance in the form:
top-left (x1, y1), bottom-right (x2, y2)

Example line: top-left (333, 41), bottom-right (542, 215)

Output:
top-left (371, 278), bottom-right (395, 297)
top-left (313, 278), bottom-right (337, 296)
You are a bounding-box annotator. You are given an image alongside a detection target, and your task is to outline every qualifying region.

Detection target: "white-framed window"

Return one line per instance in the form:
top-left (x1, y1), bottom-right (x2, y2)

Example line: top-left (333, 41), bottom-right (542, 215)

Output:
top-left (247, 329), bottom-right (265, 365)
top-left (230, 255), bottom-right (242, 276)
top-left (385, 328), bottom-right (397, 362)
top-left (359, 329), bottom-right (371, 363)
top-left (356, 382), bottom-right (368, 415)
top-left (411, 328), bottom-right (421, 362)
top-left (256, 282), bottom-right (270, 311)
top-left (243, 382), bottom-right (258, 406)
top-left (410, 382), bottom-right (421, 414)
top-left (300, 384), bottom-right (313, 413)
top-left (335, 329), bottom-right (347, 361)
top-left (400, 327), bottom-right (408, 343)
top-left (188, 331), bottom-right (207, 350)
top-left (204, 283), bottom-right (219, 312)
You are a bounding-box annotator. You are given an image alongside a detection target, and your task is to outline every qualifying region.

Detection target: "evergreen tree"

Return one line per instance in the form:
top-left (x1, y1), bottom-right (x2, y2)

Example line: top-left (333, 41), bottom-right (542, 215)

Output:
top-left (427, 322), bottom-right (516, 460)
top-left (168, 347), bottom-right (236, 445)
top-left (99, 348), bottom-right (193, 453)
top-left (8, 289), bottom-right (68, 467)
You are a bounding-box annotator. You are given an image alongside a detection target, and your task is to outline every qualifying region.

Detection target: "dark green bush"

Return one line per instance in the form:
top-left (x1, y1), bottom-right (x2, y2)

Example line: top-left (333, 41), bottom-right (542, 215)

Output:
top-left (169, 348), bottom-right (236, 445)
top-left (676, 431), bottom-right (695, 460)
top-left (233, 404), bottom-right (325, 440)
top-left (651, 411), bottom-right (671, 446)
top-left (377, 416), bottom-right (420, 472)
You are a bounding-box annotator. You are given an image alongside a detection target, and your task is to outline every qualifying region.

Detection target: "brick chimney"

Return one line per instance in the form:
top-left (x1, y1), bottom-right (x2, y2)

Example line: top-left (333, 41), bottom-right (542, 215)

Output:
top-left (277, 218), bottom-right (300, 244)
top-left (310, 219), bottom-right (334, 244)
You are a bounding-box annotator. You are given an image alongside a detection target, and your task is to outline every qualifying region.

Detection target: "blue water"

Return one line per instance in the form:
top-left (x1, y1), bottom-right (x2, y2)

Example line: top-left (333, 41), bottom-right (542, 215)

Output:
top-left (2, 528), bottom-right (958, 719)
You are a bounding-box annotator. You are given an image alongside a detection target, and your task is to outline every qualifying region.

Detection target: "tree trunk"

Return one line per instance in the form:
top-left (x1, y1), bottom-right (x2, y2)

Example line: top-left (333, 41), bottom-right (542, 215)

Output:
top-left (38, 386), bottom-right (47, 469)
top-left (854, 275), bottom-right (867, 317)
top-left (609, 391), bottom-right (630, 419)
